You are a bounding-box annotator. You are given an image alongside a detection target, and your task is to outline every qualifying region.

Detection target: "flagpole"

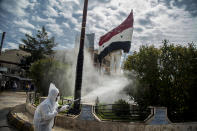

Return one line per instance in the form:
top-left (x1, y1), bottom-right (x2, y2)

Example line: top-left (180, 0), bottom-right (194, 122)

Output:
top-left (73, 0), bottom-right (88, 113)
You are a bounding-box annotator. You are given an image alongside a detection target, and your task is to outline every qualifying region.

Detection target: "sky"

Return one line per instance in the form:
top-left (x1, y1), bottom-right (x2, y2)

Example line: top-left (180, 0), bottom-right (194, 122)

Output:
top-left (0, 0), bottom-right (197, 52)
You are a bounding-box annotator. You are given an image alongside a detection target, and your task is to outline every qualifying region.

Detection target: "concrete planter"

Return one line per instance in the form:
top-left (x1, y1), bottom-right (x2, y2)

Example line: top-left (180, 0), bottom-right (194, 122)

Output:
top-left (8, 92), bottom-right (197, 131)
top-left (24, 104), bottom-right (197, 131)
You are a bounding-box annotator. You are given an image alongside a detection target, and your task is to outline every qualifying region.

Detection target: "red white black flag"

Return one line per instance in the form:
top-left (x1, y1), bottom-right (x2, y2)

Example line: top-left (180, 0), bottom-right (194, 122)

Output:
top-left (98, 10), bottom-right (134, 63)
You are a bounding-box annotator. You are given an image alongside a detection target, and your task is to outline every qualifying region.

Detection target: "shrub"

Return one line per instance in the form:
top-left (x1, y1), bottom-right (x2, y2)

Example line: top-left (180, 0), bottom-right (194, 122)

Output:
top-left (112, 99), bottom-right (130, 116)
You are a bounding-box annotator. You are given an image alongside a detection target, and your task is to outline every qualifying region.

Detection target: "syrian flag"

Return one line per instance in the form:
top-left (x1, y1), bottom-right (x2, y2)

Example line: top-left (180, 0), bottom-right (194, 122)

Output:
top-left (98, 10), bottom-right (134, 63)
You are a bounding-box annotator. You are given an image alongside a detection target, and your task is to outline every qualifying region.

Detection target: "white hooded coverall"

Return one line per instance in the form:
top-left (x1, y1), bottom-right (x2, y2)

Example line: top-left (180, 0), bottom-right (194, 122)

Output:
top-left (33, 83), bottom-right (60, 131)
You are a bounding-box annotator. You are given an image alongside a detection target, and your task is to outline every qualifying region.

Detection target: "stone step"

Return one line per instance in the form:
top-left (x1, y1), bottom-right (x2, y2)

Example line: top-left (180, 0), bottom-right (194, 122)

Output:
top-left (9, 104), bottom-right (73, 131)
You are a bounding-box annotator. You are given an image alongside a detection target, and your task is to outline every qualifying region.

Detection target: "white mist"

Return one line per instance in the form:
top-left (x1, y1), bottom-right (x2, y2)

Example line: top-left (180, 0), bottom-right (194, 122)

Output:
top-left (55, 43), bottom-right (133, 104)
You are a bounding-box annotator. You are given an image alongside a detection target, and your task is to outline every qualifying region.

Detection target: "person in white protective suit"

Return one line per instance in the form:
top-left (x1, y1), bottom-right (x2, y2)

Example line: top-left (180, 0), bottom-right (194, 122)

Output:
top-left (33, 83), bottom-right (69, 131)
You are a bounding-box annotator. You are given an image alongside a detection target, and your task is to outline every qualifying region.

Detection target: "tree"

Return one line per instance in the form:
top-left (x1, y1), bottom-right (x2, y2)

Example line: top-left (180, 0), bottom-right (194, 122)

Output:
top-left (124, 45), bottom-right (161, 108)
top-left (21, 26), bottom-right (57, 66)
top-left (123, 40), bottom-right (197, 122)
top-left (29, 58), bottom-right (71, 96)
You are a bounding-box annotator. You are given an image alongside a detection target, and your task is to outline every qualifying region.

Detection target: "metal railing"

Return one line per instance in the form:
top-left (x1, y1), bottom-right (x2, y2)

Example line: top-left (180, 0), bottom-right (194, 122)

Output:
top-left (94, 104), bottom-right (151, 122)
top-left (26, 92), bottom-right (40, 105)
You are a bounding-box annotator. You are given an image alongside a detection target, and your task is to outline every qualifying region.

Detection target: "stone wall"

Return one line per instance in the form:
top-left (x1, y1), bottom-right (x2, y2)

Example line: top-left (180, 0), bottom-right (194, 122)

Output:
top-left (25, 103), bottom-right (36, 116)
top-left (8, 104), bottom-right (34, 131)
top-left (55, 117), bottom-right (197, 131)
top-left (25, 103), bottom-right (197, 131)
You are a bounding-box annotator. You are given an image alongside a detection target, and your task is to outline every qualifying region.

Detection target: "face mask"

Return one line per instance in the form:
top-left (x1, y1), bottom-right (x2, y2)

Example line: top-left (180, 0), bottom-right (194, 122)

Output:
top-left (56, 94), bottom-right (60, 102)
top-left (57, 96), bottom-right (60, 101)
top-left (56, 95), bottom-right (60, 102)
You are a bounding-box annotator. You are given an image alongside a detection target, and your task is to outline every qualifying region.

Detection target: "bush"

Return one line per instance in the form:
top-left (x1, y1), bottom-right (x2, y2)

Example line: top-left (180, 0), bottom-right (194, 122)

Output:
top-left (112, 99), bottom-right (130, 116)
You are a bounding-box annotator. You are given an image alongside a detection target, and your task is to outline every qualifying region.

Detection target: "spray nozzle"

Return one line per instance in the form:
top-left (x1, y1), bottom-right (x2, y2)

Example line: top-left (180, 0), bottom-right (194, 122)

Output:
top-left (64, 98), bottom-right (81, 105)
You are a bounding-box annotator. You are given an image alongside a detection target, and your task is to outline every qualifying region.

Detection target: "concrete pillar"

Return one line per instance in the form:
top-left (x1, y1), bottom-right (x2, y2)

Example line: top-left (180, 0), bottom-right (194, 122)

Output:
top-left (77, 104), bottom-right (97, 121)
top-left (145, 107), bottom-right (171, 125)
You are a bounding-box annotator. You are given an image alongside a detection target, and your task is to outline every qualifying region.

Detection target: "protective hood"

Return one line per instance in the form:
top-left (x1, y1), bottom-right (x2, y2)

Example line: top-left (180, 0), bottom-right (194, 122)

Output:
top-left (48, 83), bottom-right (59, 103)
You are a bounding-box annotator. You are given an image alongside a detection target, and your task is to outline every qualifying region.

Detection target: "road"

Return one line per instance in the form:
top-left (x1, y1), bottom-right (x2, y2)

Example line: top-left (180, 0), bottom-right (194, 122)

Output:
top-left (0, 91), bottom-right (26, 131)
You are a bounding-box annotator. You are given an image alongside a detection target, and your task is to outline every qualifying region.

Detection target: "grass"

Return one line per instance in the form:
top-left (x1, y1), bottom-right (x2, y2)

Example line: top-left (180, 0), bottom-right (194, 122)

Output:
top-left (96, 111), bottom-right (145, 122)
top-left (95, 104), bottom-right (148, 122)
top-left (96, 111), bottom-right (131, 121)
top-left (34, 98), bottom-right (40, 106)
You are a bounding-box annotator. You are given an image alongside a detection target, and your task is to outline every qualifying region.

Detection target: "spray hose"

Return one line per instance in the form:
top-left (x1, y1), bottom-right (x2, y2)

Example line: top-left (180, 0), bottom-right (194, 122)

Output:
top-left (58, 98), bottom-right (81, 109)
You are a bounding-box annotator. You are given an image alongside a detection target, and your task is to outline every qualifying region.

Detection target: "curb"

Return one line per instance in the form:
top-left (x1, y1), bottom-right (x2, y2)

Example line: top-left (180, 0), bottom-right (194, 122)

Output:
top-left (7, 107), bottom-right (34, 131)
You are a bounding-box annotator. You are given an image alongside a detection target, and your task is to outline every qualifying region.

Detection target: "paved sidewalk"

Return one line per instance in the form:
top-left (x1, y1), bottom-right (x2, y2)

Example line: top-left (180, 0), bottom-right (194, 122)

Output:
top-left (0, 91), bottom-right (26, 131)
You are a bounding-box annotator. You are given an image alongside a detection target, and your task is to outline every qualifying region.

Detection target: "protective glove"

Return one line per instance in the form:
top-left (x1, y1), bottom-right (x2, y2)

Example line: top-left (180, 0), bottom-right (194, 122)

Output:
top-left (54, 110), bottom-right (58, 116)
top-left (57, 105), bottom-right (69, 112)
